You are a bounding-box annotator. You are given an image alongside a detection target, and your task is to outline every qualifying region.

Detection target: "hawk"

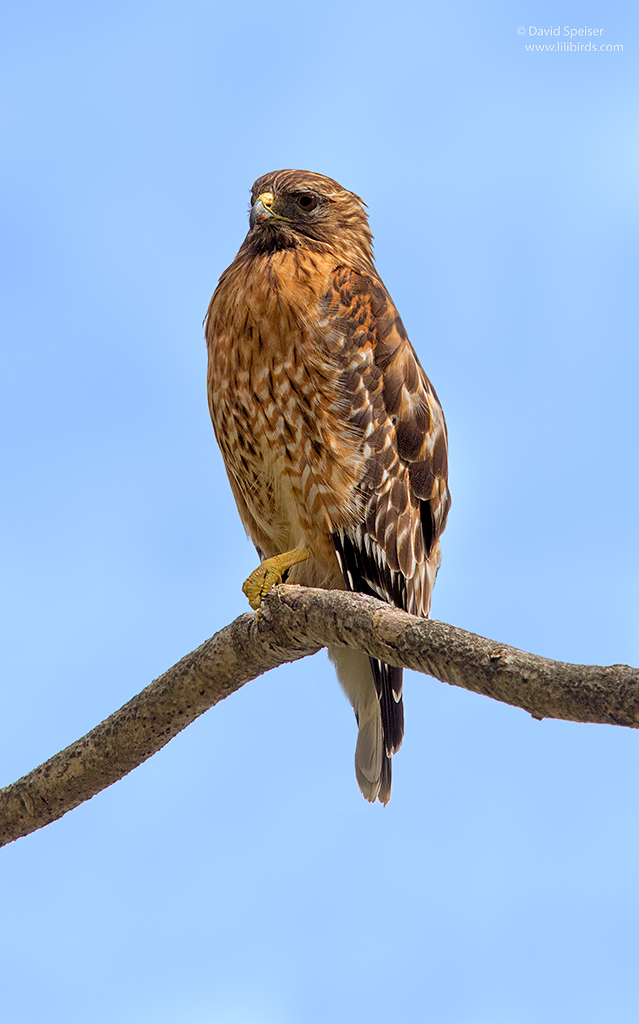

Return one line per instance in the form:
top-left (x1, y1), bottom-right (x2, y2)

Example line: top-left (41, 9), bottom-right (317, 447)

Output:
top-left (206, 169), bottom-right (450, 803)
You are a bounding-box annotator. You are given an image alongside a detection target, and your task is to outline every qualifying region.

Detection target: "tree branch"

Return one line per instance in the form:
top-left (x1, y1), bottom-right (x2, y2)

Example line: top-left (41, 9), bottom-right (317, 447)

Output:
top-left (2, 584), bottom-right (638, 848)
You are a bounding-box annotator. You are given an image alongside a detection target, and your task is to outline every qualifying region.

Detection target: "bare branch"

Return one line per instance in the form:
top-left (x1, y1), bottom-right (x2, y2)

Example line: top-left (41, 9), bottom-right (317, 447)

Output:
top-left (2, 585), bottom-right (638, 848)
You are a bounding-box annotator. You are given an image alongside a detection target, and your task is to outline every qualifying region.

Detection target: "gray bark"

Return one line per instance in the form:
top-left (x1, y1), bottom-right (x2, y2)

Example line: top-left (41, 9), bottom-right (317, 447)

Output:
top-left (1, 584), bottom-right (638, 848)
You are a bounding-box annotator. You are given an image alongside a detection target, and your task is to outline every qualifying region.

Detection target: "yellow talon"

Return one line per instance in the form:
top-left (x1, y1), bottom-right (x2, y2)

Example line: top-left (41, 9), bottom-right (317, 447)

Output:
top-left (242, 546), bottom-right (310, 610)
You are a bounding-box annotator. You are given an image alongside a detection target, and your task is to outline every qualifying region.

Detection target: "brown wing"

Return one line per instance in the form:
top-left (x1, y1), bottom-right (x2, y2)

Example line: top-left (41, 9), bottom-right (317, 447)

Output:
top-left (319, 267), bottom-right (451, 766)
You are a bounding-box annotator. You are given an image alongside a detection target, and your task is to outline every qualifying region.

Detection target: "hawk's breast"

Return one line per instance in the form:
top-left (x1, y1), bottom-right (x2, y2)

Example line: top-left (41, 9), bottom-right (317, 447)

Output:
top-left (206, 249), bottom-right (367, 552)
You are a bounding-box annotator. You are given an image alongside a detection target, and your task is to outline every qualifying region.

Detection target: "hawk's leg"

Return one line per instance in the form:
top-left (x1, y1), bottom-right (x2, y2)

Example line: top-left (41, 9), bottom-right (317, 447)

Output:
top-left (242, 546), bottom-right (310, 610)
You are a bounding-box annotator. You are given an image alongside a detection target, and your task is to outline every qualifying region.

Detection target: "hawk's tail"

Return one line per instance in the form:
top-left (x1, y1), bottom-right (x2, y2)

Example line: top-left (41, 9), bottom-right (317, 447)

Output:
top-left (328, 646), bottom-right (404, 805)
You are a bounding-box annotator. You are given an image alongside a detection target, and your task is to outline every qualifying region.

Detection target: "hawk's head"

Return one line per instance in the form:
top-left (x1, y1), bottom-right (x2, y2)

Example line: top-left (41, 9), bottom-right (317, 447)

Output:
top-left (243, 169), bottom-right (374, 269)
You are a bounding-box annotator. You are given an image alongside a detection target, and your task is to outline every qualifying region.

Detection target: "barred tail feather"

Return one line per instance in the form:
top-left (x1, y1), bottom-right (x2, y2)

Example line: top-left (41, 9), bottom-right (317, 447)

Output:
top-left (331, 530), bottom-right (406, 804)
top-left (329, 646), bottom-right (398, 804)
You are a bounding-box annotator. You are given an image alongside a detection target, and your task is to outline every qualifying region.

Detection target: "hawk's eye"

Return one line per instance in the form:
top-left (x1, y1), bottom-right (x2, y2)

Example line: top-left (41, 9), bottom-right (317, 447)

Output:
top-left (296, 194), bottom-right (318, 212)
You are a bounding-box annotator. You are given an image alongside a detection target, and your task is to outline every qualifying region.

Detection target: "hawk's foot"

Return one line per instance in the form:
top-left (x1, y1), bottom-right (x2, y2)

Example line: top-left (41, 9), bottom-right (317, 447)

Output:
top-left (242, 546), bottom-right (310, 610)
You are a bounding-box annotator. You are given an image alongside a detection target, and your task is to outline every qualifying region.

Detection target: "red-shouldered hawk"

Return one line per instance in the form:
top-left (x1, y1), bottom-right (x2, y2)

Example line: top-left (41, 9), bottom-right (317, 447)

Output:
top-left (206, 170), bottom-right (450, 804)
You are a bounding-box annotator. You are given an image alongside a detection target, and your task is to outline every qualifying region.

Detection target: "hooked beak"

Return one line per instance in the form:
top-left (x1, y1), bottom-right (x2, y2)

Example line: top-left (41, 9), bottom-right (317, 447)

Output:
top-left (249, 191), bottom-right (291, 229)
top-left (250, 192), bottom-right (273, 228)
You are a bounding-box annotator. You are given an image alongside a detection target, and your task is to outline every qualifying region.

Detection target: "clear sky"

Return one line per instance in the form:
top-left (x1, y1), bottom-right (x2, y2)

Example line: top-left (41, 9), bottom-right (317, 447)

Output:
top-left (1, 2), bottom-right (638, 1022)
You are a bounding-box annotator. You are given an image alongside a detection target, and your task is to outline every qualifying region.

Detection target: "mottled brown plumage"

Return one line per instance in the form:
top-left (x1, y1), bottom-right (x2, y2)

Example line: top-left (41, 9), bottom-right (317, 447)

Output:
top-left (206, 169), bottom-right (450, 803)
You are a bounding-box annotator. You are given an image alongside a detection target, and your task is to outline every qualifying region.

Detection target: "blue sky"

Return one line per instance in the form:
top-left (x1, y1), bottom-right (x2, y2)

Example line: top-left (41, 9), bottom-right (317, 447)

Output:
top-left (1, 1), bottom-right (638, 1021)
